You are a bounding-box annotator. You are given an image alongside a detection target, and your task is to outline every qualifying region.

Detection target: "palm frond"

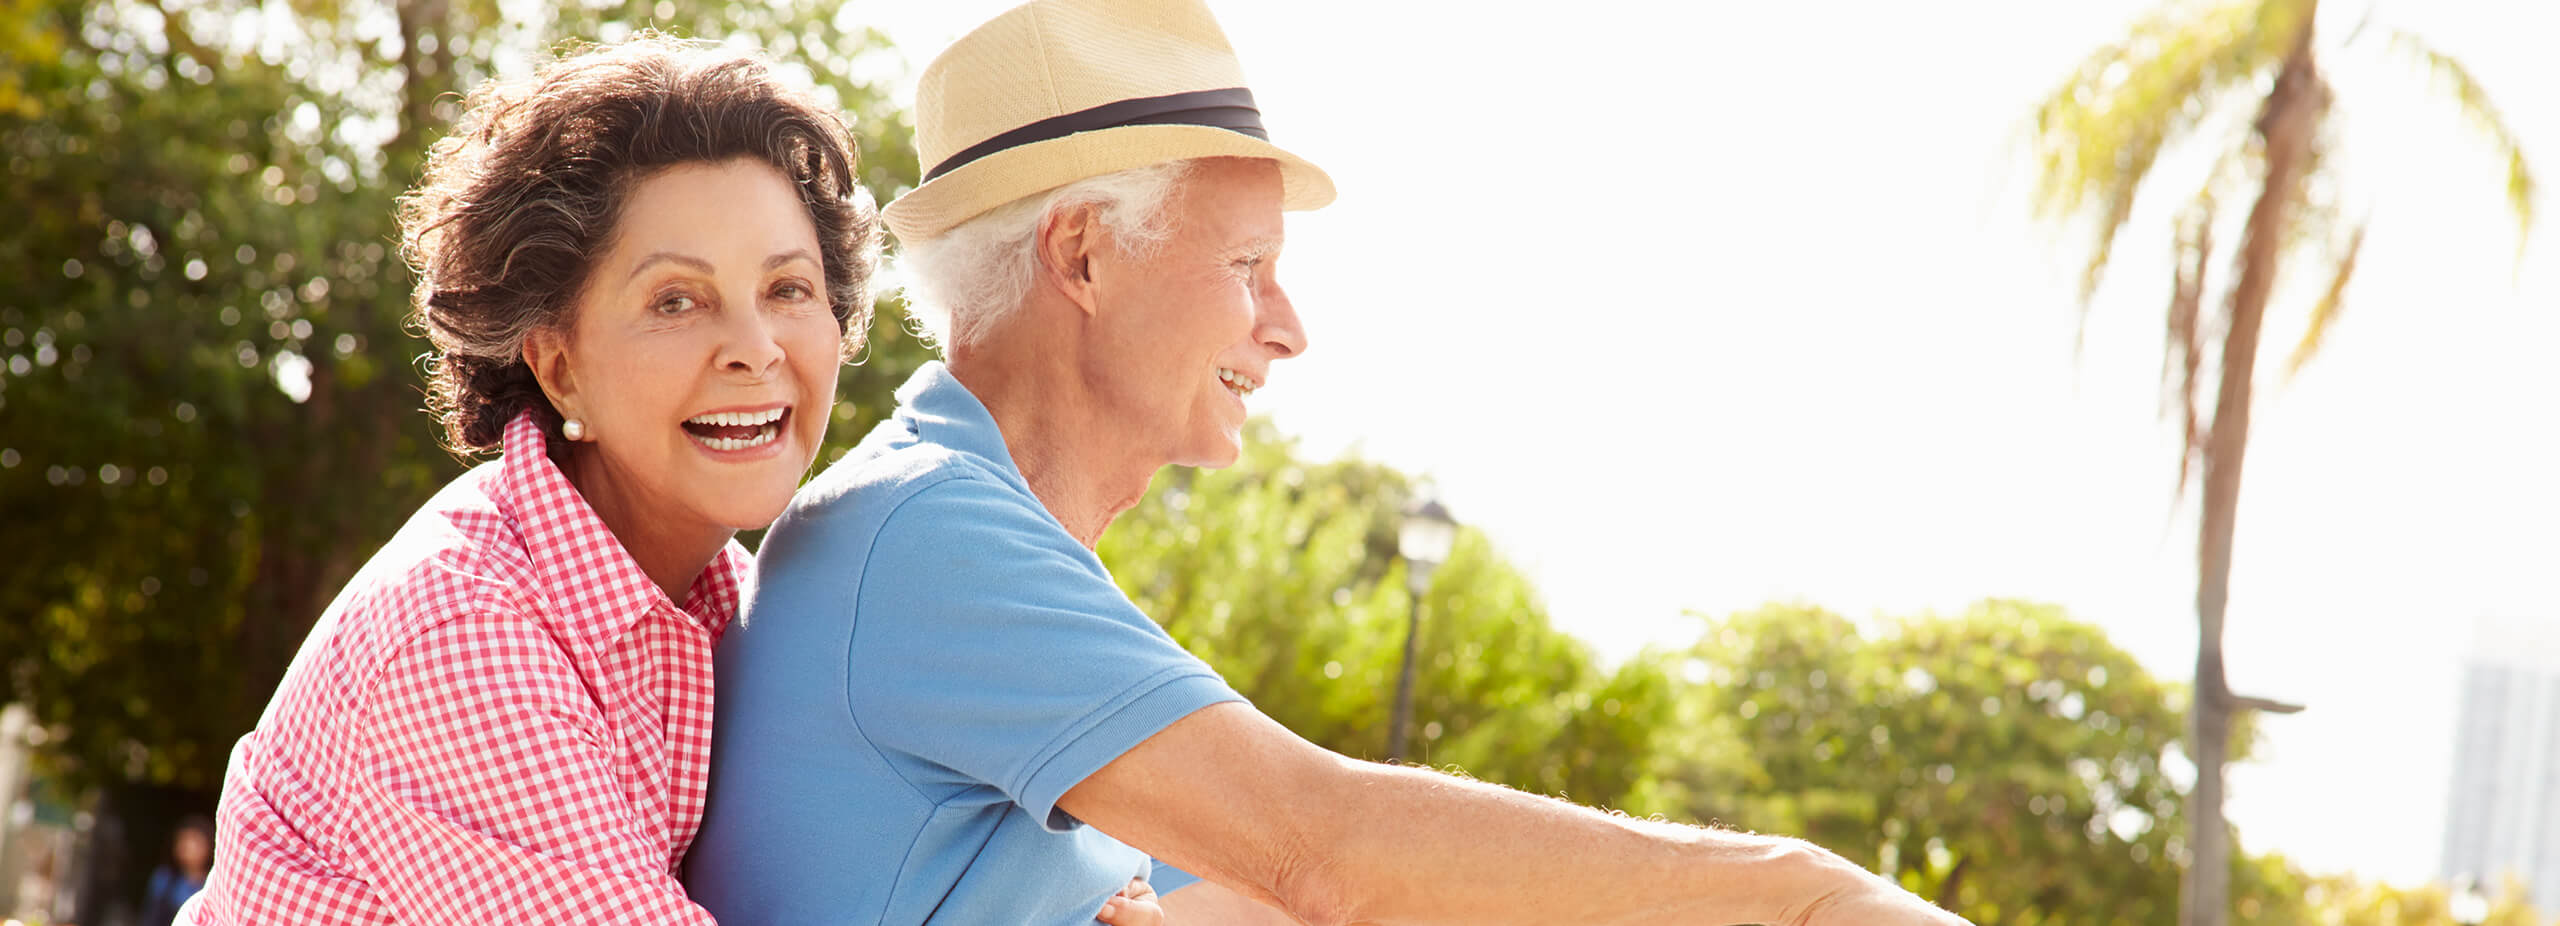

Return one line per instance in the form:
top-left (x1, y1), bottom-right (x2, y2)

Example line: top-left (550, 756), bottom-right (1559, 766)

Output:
top-left (2161, 143), bottom-right (2251, 487)
top-left (2029, 0), bottom-right (2309, 306)
top-left (2164, 190), bottom-right (2218, 497)
top-left (2284, 221), bottom-right (2367, 379)
top-left (2386, 26), bottom-right (2539, 254)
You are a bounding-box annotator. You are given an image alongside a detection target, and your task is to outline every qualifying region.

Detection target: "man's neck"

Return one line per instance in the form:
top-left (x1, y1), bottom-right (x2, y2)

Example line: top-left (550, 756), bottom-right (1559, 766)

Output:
top-left (947, 344), bottom-right (1159, 550)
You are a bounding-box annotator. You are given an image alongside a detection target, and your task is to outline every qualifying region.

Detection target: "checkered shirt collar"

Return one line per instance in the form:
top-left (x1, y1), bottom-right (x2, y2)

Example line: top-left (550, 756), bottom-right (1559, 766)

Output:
top-left (491, 411), bottom-right (745, 650)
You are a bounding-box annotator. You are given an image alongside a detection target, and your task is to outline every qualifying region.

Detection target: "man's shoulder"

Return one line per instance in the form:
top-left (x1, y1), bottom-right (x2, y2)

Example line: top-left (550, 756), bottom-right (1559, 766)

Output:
top-left (750, 427), bottom-right (1066, 614)
top-left (787, 422), bottom-right (1015, 527)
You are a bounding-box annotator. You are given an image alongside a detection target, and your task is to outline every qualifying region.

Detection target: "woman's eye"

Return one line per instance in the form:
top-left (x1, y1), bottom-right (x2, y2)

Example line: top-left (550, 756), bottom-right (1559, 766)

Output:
top-left (654, 292), bottom-right (698, 315)
top-left (771, 281), bottom-right (812, 301)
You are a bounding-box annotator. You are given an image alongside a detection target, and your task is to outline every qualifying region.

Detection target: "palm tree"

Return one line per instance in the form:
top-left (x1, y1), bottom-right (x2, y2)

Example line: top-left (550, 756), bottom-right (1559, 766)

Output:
top-left (2027, 2), bottom-right (2536, 925)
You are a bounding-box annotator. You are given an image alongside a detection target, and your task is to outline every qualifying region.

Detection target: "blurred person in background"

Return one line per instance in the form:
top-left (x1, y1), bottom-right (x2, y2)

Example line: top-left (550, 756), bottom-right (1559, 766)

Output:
top-left (179, 34), bottom-right (881, 923)
top-left (689, 1), bottom-right (1975, 924)
top-left (140, 815), bottom-right (213, 926)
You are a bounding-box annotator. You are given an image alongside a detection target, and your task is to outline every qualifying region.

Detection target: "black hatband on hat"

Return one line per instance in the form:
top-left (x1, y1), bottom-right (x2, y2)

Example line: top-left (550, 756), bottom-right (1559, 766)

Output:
top-left (922, 87), bottom-right (1267, 182)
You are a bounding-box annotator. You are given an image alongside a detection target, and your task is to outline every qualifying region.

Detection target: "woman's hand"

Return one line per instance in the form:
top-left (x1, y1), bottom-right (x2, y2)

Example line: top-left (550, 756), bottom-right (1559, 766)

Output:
top-left (1096, 876), bottom-right (1164, 926)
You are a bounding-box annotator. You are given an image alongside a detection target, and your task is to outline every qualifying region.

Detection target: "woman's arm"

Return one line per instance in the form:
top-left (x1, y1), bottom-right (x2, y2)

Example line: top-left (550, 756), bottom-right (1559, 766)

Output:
top-left (1061, 702), bottom-right (1968, 926)
top-left (356, 613), bottom-right (717, 924)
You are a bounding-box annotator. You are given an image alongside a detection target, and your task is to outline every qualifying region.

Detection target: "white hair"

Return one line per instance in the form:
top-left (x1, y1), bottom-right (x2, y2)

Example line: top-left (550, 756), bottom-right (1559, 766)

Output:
top-left (897, 160), bottom-right (1197, 351)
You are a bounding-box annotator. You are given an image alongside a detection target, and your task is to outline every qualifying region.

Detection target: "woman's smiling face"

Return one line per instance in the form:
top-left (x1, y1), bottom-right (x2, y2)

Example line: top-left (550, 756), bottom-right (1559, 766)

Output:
top-left (531, 157), bottom-right (842, 541)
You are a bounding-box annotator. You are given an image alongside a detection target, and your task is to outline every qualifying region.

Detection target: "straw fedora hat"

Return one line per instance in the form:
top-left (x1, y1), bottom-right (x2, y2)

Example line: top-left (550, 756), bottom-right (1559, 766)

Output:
top-left (881, 0), bottom-right (1336, 242)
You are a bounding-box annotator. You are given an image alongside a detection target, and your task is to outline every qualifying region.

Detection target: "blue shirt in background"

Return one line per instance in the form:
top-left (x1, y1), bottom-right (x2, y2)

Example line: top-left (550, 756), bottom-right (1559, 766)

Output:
top-left (686, 362), bottom-right (1244, 925)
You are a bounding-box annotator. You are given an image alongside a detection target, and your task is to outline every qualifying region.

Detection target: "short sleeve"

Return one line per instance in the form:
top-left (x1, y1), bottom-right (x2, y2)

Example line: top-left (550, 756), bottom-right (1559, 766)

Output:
top-left (848, 476), bottom-right (1244, 831)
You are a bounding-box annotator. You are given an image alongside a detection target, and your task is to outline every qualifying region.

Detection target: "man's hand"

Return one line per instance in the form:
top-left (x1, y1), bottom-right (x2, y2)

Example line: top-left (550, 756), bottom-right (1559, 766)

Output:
top-left (1779, 859), bottom-right (1974, 926)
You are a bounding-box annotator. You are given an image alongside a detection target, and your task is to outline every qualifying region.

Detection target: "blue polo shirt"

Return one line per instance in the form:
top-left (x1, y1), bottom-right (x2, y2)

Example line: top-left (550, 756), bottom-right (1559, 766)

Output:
top-left (686, 362), bottom-right (1243, 925)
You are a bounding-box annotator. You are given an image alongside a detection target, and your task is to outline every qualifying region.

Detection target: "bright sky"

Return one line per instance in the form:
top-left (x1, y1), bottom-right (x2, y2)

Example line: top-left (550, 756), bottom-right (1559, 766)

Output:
top-left (865, 0), bottom-right (2560, 884)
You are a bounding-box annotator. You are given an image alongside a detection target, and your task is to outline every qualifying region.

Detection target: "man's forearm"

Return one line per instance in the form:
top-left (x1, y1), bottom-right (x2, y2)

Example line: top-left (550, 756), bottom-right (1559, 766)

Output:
top-left (1067, 703), bottom-right (1958, 926)
top-left (1159, 879), bottom-right (1301, 925)
top-left (1280, 756), bottom-right (1860, 926)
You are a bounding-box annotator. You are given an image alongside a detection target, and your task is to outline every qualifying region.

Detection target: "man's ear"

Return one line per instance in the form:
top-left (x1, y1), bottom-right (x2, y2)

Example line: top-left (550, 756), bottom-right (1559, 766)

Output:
top-left (522, 326), bottom-right (582, 421)
top-left (1035, 201), bottom-right (1105, 318)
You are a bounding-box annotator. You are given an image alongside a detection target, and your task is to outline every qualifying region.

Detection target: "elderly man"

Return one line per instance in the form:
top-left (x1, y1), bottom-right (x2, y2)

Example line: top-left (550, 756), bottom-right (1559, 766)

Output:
top-left (686, 1), bottom-right (1976, 924)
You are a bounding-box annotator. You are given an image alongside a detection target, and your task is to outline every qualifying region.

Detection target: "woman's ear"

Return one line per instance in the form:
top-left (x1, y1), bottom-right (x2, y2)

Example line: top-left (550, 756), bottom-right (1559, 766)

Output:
top-left (522, 326), bottom-right (581, 421)
top-left (1034, 201), bottom-right (1105, 318)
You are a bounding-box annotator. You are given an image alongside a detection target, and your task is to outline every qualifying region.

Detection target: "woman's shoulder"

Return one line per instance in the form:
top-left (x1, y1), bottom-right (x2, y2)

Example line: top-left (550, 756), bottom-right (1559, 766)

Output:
top-left (356, 464), bottom-right (542, 610)
top-left (238, 467), bottom-right (576, 827)
top-left (284, 464), bottom-right (561, 697)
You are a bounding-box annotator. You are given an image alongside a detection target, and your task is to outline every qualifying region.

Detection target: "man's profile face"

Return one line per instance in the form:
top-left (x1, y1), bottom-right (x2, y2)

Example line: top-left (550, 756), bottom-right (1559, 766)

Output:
top-left (1086, 157), bottom-right (1304, 469)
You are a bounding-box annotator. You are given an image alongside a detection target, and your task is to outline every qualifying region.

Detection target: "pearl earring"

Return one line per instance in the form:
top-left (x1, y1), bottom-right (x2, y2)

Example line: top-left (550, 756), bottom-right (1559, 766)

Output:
top-left (562, 418), bottom-right (588, 441)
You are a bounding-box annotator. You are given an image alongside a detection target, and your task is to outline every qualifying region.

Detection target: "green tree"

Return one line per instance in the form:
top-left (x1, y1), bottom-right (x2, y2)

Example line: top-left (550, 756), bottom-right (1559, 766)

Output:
top-left (0, 0), bottom-right (927, 796)
top-left (1098, 420), bottom-right (1681, 813)
top-left (2290, 873), bottom-right (2552, 926)
top-left (2027, 4), bottom-right (2537, 923)
top-left (1397, 533), bottom-right (1681, 812)
top-left (1674, 600), bottom-right (2309, 925)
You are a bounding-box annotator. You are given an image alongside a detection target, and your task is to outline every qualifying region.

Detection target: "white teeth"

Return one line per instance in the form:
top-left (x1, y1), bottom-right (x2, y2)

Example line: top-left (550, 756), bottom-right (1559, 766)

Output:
top-left (684, 406), bottom-right (787, 453)
top-left (693, 425), bottom-right (782, 452)
top-left (1216, 368), bottom-right (1259, 397)
top-left (687, 407), bottom-right (787, 427)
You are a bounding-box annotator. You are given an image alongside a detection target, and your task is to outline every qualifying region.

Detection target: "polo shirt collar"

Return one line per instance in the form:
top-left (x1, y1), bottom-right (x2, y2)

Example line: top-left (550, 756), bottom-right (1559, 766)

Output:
top-left (895, 361), bottom-right (1034, 495)
top-left (489, 411), bottom-right (743, 652)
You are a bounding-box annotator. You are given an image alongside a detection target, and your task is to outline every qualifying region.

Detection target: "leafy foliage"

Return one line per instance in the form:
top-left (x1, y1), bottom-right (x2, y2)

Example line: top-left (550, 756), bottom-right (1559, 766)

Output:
top-left (1100, 420), bottom-right (1681, 812)
top-left (1673, 602), bottom-right (2195, 922)
top-left (2030, 0), bottom-right (2307, 306)
top-left (2283, 871), bottom-right (2551, 926)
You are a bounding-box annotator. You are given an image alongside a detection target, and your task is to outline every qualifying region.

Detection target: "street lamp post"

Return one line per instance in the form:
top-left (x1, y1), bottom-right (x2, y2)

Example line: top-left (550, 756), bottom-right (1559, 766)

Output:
top-left (1389, 496), bottom-right (1455, 763)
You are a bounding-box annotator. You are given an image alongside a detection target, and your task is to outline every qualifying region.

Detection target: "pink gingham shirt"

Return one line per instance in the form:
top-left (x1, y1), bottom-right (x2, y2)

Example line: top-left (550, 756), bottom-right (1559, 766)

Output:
top-left (189, 412), bottom-right (741, 923)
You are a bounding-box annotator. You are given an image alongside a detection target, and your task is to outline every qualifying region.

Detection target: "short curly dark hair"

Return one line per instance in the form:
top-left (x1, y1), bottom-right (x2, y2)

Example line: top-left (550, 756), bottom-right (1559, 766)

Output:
top-left (401, 33), bottom-right (881, 453)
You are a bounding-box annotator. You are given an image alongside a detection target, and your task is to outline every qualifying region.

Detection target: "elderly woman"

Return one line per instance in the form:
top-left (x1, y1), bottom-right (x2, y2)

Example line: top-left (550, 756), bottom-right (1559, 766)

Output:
top-left (689, 1), bottom-right (1976, 925)
top-left (182, 36), bottom-right (879, 923)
